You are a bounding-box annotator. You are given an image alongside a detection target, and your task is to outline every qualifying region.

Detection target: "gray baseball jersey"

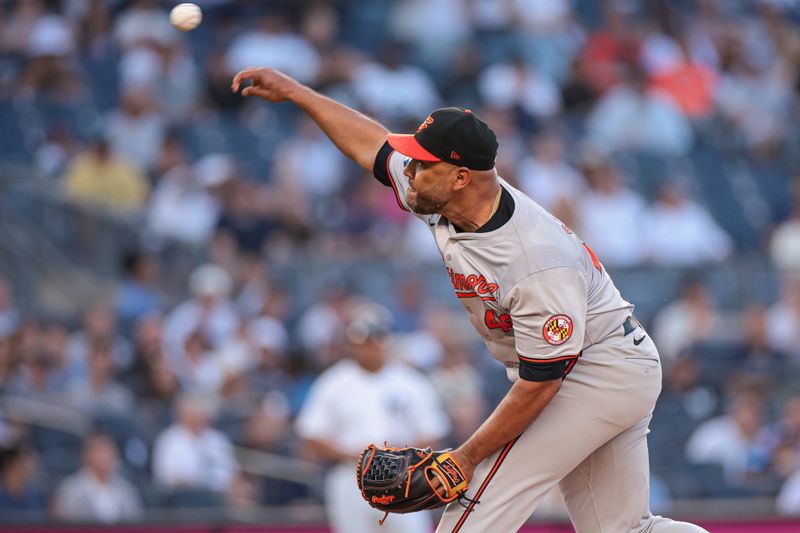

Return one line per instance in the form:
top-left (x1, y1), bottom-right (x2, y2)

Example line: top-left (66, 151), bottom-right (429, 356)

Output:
top-left (378, 147), bottom-right (633, 380)
top-left (372, 143), bottom-right (708, 533)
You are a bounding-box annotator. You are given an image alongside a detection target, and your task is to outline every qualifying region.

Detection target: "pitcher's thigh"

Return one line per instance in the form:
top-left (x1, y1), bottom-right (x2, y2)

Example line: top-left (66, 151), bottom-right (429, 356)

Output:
top-left (558, 414), bottom-right (653, 533)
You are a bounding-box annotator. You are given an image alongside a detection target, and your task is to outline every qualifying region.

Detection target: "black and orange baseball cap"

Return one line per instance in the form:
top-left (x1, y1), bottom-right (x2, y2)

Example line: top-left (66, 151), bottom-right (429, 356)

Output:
top-left (387, 108), bottom-right (498, 171)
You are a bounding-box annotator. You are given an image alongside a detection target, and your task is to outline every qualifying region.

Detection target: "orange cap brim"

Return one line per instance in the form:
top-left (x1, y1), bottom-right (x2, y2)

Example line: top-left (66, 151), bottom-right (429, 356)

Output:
top-left (387, 134), bottom-right (441, 162)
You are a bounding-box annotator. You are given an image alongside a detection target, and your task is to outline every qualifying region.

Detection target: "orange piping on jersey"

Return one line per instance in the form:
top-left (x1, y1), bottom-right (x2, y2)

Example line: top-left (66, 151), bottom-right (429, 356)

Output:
top-left (454, 291), bottom-right (496, 302)
top-left (517, 353), bottom-right (579, 363)
top-left (385, 150), bottom-right (410, 212)
top-left (450, 436), bottom-right (519, 533)
top-left (564, 355), bottom-right (581, 379)
top-left (583, 243), bottom-right (602, 271)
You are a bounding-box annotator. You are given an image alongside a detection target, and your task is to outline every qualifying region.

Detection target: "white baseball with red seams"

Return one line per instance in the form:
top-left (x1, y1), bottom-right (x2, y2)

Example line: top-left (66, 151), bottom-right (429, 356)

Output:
top-left (169, 3), bottom-right (202, 32)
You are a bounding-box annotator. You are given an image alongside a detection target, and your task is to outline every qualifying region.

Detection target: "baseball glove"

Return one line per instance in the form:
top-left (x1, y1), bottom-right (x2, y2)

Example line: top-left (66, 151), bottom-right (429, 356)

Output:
top-left (356, 444), bottom-right (469, 521)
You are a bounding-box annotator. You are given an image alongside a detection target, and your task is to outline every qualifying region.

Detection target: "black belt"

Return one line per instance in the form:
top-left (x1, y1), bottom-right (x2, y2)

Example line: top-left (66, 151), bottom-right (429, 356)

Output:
top-left (622, 316), bottom-right (640, 336)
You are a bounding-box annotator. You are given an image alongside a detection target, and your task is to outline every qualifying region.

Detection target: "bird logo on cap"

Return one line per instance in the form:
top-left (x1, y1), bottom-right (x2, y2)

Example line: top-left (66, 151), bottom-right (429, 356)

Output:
top-left (417, 115), bottom-right (434, 132)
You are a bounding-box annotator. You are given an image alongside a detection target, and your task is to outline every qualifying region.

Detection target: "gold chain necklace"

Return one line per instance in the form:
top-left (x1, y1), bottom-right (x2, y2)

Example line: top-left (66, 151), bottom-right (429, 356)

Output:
top-left (489, 187), bottom-right (502, 218)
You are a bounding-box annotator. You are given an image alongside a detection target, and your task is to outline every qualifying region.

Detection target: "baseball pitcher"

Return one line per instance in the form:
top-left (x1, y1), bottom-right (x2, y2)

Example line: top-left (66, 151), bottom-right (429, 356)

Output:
top-left (232, 68), bottom-right (708, 533)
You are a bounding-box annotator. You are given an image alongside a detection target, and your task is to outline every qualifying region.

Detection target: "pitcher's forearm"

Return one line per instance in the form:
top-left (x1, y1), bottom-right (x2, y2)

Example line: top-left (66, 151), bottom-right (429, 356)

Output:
top-left (290, 85), bottom-right (389, 171)
top-left (458, 378), bottom-right (561, 466)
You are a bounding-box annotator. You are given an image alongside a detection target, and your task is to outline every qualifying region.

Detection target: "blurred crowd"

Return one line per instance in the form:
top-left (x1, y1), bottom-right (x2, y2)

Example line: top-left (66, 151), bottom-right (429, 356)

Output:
top-left (2, 0), bottom-right (800, 525)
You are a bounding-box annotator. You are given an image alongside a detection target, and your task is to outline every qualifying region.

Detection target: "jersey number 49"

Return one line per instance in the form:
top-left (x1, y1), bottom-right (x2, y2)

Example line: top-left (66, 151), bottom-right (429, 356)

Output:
top-left (484, 310), bottom-right (513, 333)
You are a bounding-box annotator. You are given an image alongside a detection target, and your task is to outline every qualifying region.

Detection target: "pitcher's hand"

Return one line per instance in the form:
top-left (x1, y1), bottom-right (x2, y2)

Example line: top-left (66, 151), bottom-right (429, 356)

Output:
top-left (231, 67), bottom-right (302, 102)
top-left (429, 448), bottom-right (475, 499)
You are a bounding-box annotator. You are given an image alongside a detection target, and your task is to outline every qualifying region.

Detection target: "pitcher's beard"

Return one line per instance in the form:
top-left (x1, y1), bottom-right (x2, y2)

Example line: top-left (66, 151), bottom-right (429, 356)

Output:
top-left (408, 192), bottom-right (448, 215)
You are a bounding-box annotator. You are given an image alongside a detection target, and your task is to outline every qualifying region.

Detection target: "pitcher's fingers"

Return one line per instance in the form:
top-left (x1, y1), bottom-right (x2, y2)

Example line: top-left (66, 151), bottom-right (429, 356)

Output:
top-left (242, 86), bottom-right (271, 99)
top-left (429, 475), bottom-right (446, 497)
top-left (231, 68), bottom-right (261, 92)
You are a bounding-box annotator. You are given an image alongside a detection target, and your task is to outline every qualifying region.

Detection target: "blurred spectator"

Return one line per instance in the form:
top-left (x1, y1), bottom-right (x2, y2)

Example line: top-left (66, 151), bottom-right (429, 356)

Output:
top-left (232, 255), bottom-right (271, 320)
top-left (172, 329), bottom-right (224, 396)
top-left (62, 134), bottom-right (150, 215)
top-left (296, 284), bottom-right (354, 366)
top-left (105, 85), bottom-right (166, 172)
top-left (767, 274), bottom-right (800, 364)
top-left (517, 130), bottom-right (585, 214)
top-left (1, 0), bottom-right (46, 56)
top-left (775, 398), bottom-right (800, 515)
top-left (73, 0), bottom-right (114, 57)
top-left (296, 303), bottom-right (449, 533)
top-left (394, 306), bottom-right (469, 372)
top-left (243, 316), bottom-right (288, 380)
top-left (390, 0), bottom-right (471, 72)
top-left (241, 392), bottom-right (291, 453)
top-left (38, 322), bottom-right (71, 389)
top-left (115, 250), bottom-right (164, 331)
top-left (53, 433), bottom-right (143, 523)
top-left (577, 1), bottom-right (642, 94)
top-left (686, 390), bottom-right (767, 484)
top-left (648, 40), bottom-right (718, 119)
top-left (657, 354), bottom-right (718, 425)
top-left (732, 304), bottom-right (789, 382)
top-left (769, 180), bottom-right (800, 270)
top-left (9, 350), bottom-right (63, 403)
top-left (214, 181), bottom-right (276, 258)
top-left (239, 393), bottom-right (302, 505)
top-left (438, 44), bottom-right (483, 108)
top-left (574, 153), bottom-right (646, 267)
top-left (119, 41), bottom-right (199, 123)
top-left (0, 278), bottom-right (19, 339)
top-left (758, 396), bottom-right (800, 482)
top-left (273, 117), bottom-right (349, 199)
top-left (652, 279), bottom-right (723, 364)
top-left (147, 154), bottom-right (233, 245)
top-left (642, 27), bottom-right (717, 118)
top-left (642, 181), bottom-right (732, 266)
top-left (352, 42), bottom-right (441, 123)
top-left (478, 57), bottom-right (562, 120)
top-left (152, 394), bottom-right (237, 492)
top-left (512, 0), bottom-right (584, 83)
top-left (137, 362), bottom-right (180, 434)
top-left (66, 303), bottom-right (134, 377)
top-left (389, 278), bottom-right (426, 333)
top-left (400, 212), bottom-right (444, 265)
top-left (163, 264), bottom-right (239, 360)
top-left (33, 126), bottom-right (78, 180)
top-left (113, 0), bottom-right (176, 51)
top-left (778, 469), bottom-right (800, 515)
top-left (639, 18), bottom-right (718, 77)
top-left (122, 313), bottom-right (166, 396)
top-left (226, 15), bottom-right (320, 85)
top-left (715, 30), bottom-right (793, 152)
top-left (587, 65), bottom-right (693, 155)
top-left (428, 343), bottom-right (485, 445)
top-left (17, 7), bottom-right (82, 98)
top-left (0, 444), bottom-right (45, 516)
top-left (67, 341), bottom-right (134, 415)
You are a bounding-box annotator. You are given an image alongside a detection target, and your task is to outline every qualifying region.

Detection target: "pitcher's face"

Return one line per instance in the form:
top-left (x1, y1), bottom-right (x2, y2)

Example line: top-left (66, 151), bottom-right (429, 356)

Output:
top-left (403, 159), bottom-right (457, 215)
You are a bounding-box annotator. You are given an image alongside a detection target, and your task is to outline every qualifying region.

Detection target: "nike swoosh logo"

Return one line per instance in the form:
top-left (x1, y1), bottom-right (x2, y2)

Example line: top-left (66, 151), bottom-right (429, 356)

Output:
top-left (633, 335), bottom-right (646, 346)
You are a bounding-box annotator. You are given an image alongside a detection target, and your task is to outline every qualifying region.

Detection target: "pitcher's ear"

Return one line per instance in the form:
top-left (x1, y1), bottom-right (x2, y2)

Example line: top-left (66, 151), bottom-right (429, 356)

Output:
top-left (452, 167), bottom-right (471, 191)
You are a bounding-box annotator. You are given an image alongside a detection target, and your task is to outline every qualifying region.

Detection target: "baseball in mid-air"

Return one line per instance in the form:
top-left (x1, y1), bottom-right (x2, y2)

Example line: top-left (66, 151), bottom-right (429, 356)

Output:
top-left (170, 3), bottom-right (202, 32)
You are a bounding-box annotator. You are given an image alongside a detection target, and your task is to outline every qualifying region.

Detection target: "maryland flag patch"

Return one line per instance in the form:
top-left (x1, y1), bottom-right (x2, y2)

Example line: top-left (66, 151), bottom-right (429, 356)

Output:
top-left (543, 315), bottom-right (573, 346)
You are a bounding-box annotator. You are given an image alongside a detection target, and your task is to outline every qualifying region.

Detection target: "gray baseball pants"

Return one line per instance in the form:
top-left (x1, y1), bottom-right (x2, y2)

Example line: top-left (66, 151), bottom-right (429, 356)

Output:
top-left (436, 321), bottom-right (708, 533)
